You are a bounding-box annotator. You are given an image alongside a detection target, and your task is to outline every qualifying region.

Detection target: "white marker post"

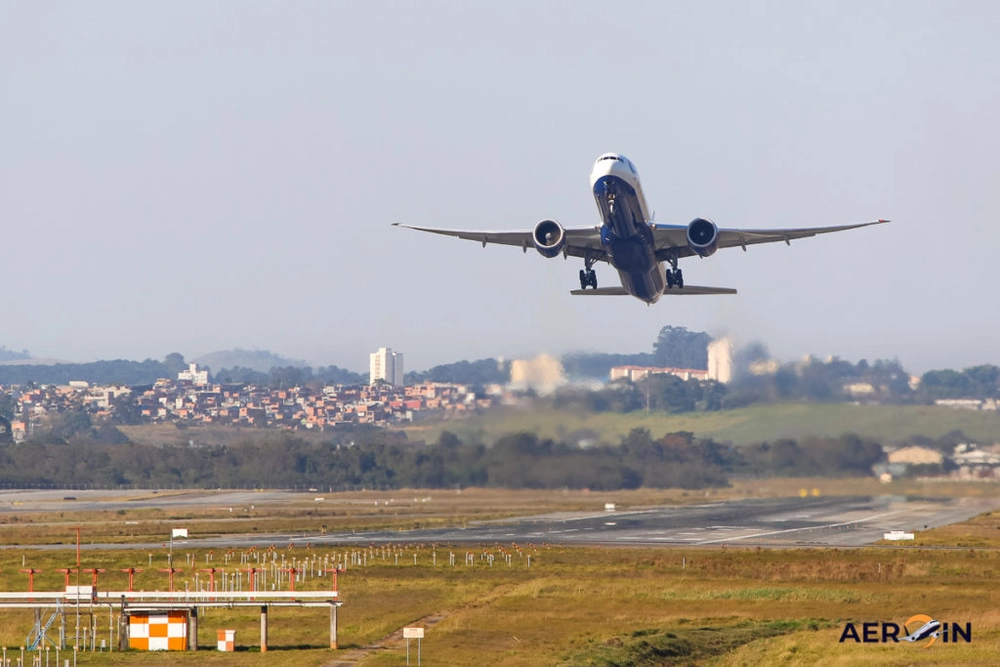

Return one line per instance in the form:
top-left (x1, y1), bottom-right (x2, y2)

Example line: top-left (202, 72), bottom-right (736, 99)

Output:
top-left (170, 528), bottom-right (188, 567)
top-left (403, 627), bottom-right (424, 666)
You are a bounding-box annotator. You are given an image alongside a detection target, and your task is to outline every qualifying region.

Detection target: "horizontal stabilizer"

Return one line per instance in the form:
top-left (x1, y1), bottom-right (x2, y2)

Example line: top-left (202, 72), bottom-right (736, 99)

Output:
top-left (662, 285), bottom-right (738, 295)
top-left (571, 285), bottom-right (737, 296)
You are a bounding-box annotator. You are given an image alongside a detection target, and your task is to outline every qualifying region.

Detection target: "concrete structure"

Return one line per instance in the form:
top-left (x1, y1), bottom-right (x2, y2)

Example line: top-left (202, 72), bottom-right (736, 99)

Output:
top-left (509, 354), bottom-right (565, 394)
top-left (369, 347), bottom-right (404, 386)
top-left (609, 365), bottom-right (708, 383)
top-left (935, 398), bottom-right (999, 411)
top-left (884, 530), bottom-right (915, 540)
top-left (707, 338), bottom-right (733, 383)
top-left (844, 382), bottom-right (876, 397)
top-left (887, 446), bottom-right (943, 466)
top-left (177, 363), bottom-right (209, 385)
top-left (0, 588), bottom-right (341, 653)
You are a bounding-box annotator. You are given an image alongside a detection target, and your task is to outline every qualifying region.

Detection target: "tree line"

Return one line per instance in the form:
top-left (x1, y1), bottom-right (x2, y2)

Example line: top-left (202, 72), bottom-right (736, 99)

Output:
top-left (0, 424), bottom-right (884, 490)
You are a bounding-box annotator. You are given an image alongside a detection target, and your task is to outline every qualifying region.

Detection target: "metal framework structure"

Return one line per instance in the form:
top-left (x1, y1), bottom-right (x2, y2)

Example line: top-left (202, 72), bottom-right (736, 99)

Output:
top-left (0, 589), bottom-right (342, 652)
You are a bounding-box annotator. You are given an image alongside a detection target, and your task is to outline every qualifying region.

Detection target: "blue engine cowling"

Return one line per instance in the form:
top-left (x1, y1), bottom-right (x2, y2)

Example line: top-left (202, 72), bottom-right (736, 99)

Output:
top-left (533, 219), bottom-right (566, 258)
top-left (686, 217), bottom-right (719, 257)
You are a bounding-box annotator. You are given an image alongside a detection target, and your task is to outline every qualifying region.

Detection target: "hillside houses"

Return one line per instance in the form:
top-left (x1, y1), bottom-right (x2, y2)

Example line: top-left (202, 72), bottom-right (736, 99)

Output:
top-left (3, 378), bottom-right (490, 440)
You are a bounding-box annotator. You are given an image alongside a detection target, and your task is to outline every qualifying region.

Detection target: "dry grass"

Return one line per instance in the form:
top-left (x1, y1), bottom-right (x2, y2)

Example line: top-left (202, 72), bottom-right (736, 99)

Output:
top-left (0, 488), bottom-right (998, 664)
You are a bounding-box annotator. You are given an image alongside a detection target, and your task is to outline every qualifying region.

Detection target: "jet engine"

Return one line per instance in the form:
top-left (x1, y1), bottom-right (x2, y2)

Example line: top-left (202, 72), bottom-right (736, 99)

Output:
top-left (686, 217), bottom-right (719, 257)
top-left (532, 219), bottom-right (566, 258)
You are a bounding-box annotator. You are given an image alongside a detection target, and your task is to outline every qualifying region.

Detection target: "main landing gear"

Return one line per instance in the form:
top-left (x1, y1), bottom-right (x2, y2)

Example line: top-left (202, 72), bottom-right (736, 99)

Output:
top-left (578, 250), bottom-right (602, 289)
top-left (665, 253), bottom-right (684, 289)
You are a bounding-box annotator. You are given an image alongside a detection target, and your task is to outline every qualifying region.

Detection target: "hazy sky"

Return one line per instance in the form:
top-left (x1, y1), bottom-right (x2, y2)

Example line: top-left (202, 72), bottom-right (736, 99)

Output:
top-left (2, 2), bottom-right (998, 373)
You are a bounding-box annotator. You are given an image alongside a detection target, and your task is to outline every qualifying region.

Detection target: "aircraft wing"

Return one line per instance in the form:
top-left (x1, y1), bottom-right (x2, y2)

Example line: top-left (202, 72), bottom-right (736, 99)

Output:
top-left (392, 223), bottom-right (606, 260)
top-left (650, 219), bottom-right (889, 260)
top-left (571, 285), bottom-right (736, 296)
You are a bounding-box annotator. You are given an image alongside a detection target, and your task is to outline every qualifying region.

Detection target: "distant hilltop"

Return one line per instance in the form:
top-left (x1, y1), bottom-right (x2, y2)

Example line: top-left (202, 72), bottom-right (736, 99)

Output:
top-left (0, 346), bottom-right (32, 364)
top-left (193, 349), bottom-right (308, 374)
top-left (0, 358), bottom-right (65, 367)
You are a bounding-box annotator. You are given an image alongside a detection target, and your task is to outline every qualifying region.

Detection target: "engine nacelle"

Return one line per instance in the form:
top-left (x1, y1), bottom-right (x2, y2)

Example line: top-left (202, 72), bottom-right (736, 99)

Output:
top-left (686, 217), bottom-right (719, 257)
top-left (532, 219), bottom-right (566, 258)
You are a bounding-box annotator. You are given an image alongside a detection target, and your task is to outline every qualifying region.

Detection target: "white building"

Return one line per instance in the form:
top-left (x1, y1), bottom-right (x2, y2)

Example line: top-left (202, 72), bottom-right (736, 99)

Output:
top-left (707, 338), bottom-right (734, 384)
top-left (370, 347), bottom-right (404, 386)
top-left (178, 363), bottom-right (209, 385)
top-left (609, 365), bottom-right (708, 383)
top-left (510, 354), bottom-right (566, 395)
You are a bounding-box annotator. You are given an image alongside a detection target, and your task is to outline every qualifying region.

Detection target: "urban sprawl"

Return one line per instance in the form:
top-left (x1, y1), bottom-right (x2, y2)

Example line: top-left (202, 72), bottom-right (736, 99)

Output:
top-left (4, 362), bottom-right (490, 443)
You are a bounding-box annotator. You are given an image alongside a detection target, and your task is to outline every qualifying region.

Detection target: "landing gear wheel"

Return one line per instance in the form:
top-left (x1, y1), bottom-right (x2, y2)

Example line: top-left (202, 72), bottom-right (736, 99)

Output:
top-left (675, 269), bottom-right (683, 289)
top-left (587, 269), bottom-right (597, 289)
top-left (579, 269), bottom-right (588, 290)
top-left (666, 270), bottom-right (675, 289)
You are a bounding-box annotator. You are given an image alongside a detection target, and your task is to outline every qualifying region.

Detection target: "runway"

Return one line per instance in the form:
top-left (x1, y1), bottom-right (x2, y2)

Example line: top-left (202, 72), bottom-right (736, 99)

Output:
top-left (304, 495), bottom-right (999, 549)
top-left (2, 490), bottom-right (996, 550)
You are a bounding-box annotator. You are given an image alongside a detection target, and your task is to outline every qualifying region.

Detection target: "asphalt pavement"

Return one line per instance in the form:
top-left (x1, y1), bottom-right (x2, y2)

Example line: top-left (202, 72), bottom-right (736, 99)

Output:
top-left (2, 490), bottom-right (996, 550)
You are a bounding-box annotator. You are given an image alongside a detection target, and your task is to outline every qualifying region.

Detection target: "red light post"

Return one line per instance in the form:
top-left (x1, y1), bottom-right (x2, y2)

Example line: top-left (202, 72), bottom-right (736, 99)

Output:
top-left (83, 568), bottom-right (106, 588)
top-left (325, 567), bottom-right (345, 596)
top-left (246, 567), bottom-right (260, 601)
top-left (20, 569), bottom-right (41, 601)
top-left (120, 568), bottom-right (143, 592)
top-left (55, 568), bottom-right (78, 590)
top-left (201, 568), bottom-right (221, 601)
top-left (280, 566), bottom-right (299, 596)
top-left (159, 567), bottom-right (182, 593)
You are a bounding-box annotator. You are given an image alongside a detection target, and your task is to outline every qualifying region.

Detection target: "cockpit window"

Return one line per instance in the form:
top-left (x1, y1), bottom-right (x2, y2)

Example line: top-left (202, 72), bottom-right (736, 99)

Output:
top-left (599, 155), bottom-right (620, 162)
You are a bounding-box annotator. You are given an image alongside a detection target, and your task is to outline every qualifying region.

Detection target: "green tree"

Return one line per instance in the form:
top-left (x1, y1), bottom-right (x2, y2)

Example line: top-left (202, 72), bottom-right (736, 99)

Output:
top-left (110, 394), bottom-right (144, 425)
top-left (920, 369), bottom-right (973, 399)
top-left (0, 392), bottom-right (14, 421)
top-left (652, 326), bottom-right (711, 369)
top-left (964, 365), bottom-right (999, 397)
top-left (163, 352), bottom-right (187, 376)
top-left (49, 408), bottom-right (94, 442)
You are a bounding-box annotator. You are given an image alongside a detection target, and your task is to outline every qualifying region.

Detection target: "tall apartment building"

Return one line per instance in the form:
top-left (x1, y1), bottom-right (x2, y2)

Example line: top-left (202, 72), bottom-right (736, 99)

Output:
top-left (707, 338), bottom-right (734, 384)
top-left (369, 347), bottom-right (404, 386)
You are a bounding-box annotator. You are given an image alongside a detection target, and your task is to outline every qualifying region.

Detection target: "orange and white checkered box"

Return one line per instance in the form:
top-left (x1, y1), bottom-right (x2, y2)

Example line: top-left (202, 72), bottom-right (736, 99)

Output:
top-left (217, 629), bottom-right (236, 651)
top-left (129, 611), bottom-right (188, 651)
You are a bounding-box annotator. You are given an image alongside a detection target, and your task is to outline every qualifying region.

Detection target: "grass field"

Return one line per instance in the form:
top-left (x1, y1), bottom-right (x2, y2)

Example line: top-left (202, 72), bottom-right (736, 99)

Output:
top-left (403, 402), bottom-right (1000, 446)
top-left (0, 487), bottom-right (999, 664)
top-left (4, 541), bottom-right (1000, 666)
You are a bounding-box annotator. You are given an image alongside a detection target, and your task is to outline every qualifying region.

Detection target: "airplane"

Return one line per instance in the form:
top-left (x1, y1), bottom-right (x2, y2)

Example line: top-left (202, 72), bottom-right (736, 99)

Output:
top-left (393, 153), bottom-right (888, 304)
top-left (900, 618), bottom-right (941, 643)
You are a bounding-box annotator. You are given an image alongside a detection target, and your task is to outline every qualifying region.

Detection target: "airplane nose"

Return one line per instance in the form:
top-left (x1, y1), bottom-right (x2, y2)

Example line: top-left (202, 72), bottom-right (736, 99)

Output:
top-left (590, 160), bottom-right (617, 185)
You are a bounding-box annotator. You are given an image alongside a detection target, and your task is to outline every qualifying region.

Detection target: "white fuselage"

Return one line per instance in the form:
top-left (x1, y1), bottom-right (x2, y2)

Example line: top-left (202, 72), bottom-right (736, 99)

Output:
top-left (588, 153), bottom-right (665, 303)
